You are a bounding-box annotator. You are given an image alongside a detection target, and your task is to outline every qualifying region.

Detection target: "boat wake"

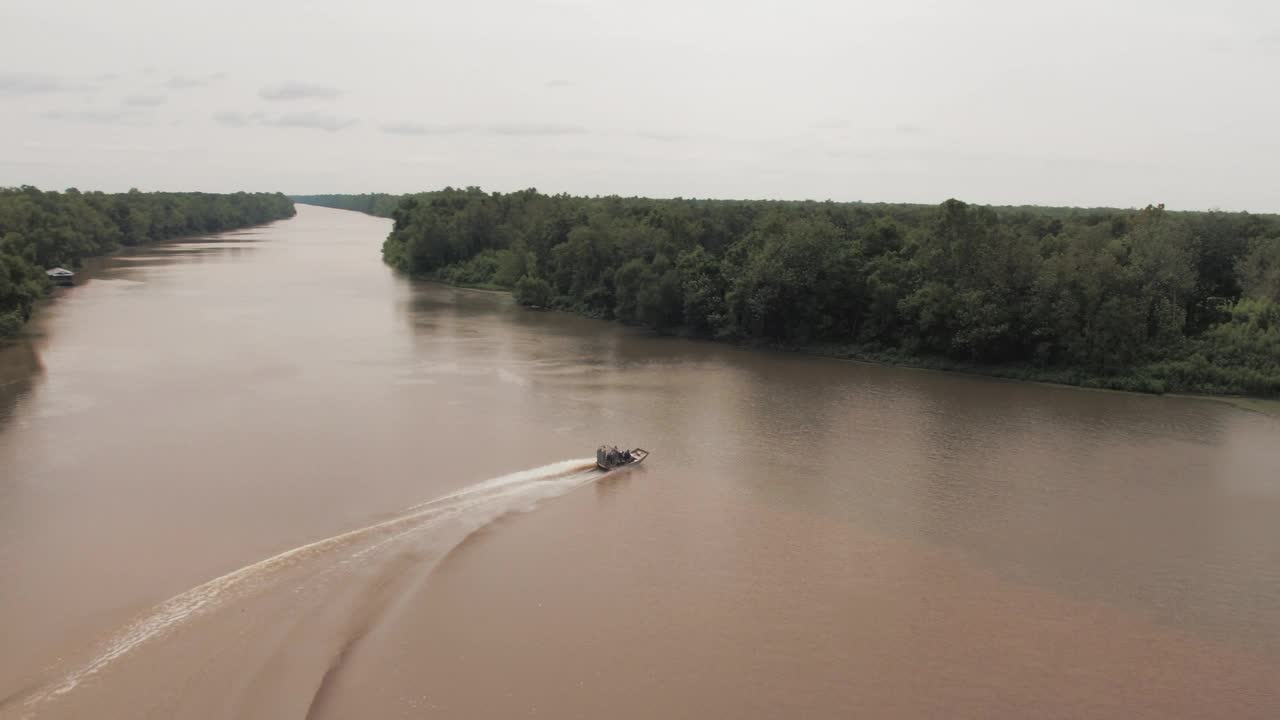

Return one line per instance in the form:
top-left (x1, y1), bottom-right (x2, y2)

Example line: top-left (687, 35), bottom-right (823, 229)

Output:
top-left (5, 459), bottom-right (599, 720)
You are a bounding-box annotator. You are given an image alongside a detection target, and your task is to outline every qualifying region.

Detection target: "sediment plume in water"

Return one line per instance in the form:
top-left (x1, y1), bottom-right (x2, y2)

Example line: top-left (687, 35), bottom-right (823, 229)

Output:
top-left (4, 459), bottom-right (599, 720)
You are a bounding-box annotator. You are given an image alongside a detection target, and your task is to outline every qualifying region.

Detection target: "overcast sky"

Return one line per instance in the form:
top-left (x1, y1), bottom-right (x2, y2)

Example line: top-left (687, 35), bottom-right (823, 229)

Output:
top-left (2, 0), bottom-right (1278, 210)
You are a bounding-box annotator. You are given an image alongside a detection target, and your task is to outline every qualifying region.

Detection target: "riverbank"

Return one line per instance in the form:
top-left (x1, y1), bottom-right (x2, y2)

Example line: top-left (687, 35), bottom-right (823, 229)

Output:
top-left (297, 191), bottom-right (1280, 400)
top-left (799, 342), bottom-right (1182, 395)
top-left (2, 217), bottom-right (300, 346)
top-left (800, 343), bottom-right (1280, 411)
top-left (415, 277), bottom-right (1276, 402)
top-left (0, 188), bottom-right (296, 337)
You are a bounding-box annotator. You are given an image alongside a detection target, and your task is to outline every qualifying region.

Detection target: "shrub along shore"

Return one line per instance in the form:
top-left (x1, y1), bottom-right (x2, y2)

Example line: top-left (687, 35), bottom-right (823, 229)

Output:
top-left (296, 190), bottom-right (1280, 397)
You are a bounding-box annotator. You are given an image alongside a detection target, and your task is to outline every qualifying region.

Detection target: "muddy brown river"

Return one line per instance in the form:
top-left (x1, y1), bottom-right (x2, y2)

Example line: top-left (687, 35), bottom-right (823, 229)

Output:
top-left (2, 204), bottom-right (1279, 719)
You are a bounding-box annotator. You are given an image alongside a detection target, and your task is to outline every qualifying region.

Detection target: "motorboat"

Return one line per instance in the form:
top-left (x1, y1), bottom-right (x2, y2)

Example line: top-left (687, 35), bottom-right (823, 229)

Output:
top-left (596, 445), bottom-right (649, 470)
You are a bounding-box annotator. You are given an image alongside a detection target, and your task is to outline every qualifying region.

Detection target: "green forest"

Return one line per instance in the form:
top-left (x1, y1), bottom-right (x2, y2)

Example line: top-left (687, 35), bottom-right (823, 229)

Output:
top-left (1, 187), bottom-right (295, 335)
top-left (300, 189), bottom-right (1280, 396)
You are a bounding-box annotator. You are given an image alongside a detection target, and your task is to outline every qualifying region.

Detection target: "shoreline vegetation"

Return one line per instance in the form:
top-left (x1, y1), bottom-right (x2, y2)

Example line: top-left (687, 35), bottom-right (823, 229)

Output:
top-left (1, 187), bottom-right (296, 336)
top-left (296, 190), bottom-right (1280, 398)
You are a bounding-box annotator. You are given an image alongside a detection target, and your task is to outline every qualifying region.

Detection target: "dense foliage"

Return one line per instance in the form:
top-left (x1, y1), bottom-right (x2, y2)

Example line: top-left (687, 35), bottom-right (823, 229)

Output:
top-left (306, 188), bottom-right (1280, 396)
top-left (0, 187), bottom-right (295, 335)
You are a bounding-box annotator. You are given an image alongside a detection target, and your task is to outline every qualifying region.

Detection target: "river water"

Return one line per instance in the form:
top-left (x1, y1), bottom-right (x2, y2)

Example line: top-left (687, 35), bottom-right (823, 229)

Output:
top-left (1, 204), bottom-right (1278, 719)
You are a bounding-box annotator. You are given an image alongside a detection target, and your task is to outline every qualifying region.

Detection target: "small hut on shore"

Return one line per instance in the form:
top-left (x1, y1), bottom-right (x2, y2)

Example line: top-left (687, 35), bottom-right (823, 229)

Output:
top-left (46, 267), bottom-right (75, 286)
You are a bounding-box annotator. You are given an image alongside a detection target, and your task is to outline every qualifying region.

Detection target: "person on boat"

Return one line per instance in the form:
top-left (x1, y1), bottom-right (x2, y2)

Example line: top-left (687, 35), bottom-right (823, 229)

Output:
top-left (598, 445), bottom-right (638, 468)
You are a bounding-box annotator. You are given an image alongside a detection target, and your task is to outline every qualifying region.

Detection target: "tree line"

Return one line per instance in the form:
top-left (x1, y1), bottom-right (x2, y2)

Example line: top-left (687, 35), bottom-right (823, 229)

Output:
top-left (304, 188), bottom-right (1280, 396)
top-left (1, 187), bottom-right (295, 335)
top-left (293, 194), bottom-right (401, 217)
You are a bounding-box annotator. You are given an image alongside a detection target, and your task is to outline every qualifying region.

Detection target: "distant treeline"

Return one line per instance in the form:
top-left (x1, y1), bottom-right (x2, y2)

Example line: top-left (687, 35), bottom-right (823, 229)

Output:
top-left (303, 189), bottom-right (1280, 396)
top-left (1, 187), bottom-right (295, 335)
top-left (293, 194), bottom-right (401, 217)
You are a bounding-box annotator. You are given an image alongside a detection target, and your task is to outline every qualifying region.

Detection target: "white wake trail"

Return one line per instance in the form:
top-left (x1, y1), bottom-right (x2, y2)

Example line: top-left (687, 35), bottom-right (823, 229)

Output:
top-left (13, 459), bottom-right (598, 717)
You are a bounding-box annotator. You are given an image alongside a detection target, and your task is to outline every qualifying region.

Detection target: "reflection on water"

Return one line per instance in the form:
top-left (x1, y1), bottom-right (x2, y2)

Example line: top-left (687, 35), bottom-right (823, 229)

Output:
top-left (0, 339), bottom-right (43, 433)
top-left (2, 206), bottom-right (1278, 719)
top-left (390, 280), bottom-right (1280, 660)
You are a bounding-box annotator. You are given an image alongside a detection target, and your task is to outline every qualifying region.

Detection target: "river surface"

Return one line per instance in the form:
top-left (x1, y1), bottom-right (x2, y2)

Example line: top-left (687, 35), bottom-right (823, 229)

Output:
top-left (2, 204), bottom-right (1279, 719)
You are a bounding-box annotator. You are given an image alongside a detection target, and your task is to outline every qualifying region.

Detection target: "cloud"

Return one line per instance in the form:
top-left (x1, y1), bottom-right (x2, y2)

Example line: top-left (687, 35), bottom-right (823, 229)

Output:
top-left (268, 112), bottom-right (357, 131)
top-left (634, 130), bottom-right (692, 142)
top-left (826, 148), bottom-right (875, 160)
top-left (42, 109), bottom-right (136, 125)
top-left (380, 122), bottom-right (474, 136)
top-left (166, 73), bottom-right (226, 89)
top-left (812, 119), bottom-right (927, 135)
top-left (0, 72), bottom-right (88, 95)
top-left (259, 82), bottom-right (343, 101)
top-left (213, 111), bottom-right (354, 131)
top-left (484, 122), bottom-right (588, 136)
top-left (213, 111), bottom-right (265, 128)
top-left (378, 122), bottom-right (588, 137)
top-left (123, 94), bottom-right (167, 107)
